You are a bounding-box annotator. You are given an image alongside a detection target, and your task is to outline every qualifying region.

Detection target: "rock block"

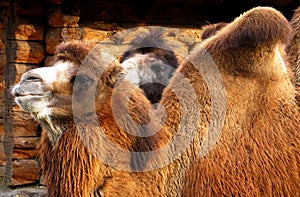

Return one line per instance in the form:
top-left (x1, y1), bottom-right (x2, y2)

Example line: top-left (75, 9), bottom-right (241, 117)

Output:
top-left (12, 108), bottom-right (39, 138)
top-left (9, 41), bottom-right (44, 64)
top-left (79, 21), bottom-right (122, 31)
top-left (13, 137), bottom-right (39, 150)
top-left (9, 18), bottom-right (45, 41)
top-left (14, 63), bottom-right (39, 83)
top-left (9, 159), bottom-right (40, 186)
top-left (0, 31), bottom-right (5, 54)
top-left (46, 28), bottom-right (81, 54)
top-left (80, 27), bottom-right (110, 43)
top-left (12, 148), bottom-right (38, 160)
top-left (48, 10), bottom-right (80, 27)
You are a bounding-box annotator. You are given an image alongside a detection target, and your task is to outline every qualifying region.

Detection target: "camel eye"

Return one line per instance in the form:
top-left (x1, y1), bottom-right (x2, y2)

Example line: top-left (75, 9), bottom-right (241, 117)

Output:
top-left (25, 76), bottom-right (42, 82)
top-left (73, 75), bottom-right (94, 92)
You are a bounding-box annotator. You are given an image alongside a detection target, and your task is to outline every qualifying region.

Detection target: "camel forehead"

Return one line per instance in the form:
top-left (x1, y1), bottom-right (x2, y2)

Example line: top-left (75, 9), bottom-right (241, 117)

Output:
top-left (27, 61), bottom-right (77, 83)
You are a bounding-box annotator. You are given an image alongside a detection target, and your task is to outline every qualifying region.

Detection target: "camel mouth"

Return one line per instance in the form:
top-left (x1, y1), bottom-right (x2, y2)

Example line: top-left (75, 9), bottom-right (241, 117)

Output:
top-left (15, 91), bottom-right (52, 98)
top-left (14, 91), bottom-right (52, 113)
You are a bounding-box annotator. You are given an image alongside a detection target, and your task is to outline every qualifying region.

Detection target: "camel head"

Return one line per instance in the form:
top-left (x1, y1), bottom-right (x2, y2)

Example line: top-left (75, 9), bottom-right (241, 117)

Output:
top-left (12, 41), bottom-right (125, 143)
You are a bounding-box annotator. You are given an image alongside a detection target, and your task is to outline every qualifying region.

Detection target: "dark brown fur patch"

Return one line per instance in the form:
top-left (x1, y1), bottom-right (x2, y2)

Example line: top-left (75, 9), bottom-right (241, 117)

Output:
top-left (201, 22), bottom-right (228, 40)
top-left (54, 41), bottom-right (95, 66)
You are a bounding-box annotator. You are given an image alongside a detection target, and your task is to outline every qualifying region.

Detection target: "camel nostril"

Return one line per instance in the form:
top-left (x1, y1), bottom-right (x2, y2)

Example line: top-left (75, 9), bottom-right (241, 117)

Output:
top-left (11, 86), bottom-right (19, 97)
top-left (13, 92), bottom-right (21, 97)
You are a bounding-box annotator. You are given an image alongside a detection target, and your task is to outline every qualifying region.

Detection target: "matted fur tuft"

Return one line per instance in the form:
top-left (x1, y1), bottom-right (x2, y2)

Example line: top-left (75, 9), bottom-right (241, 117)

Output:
top-left (54, 41), bottom-right (95, 65)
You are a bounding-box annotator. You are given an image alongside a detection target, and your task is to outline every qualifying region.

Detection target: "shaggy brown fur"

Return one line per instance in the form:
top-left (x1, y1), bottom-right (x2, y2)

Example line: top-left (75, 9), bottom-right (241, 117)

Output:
top-left (13, 40), bottom-right (171, 196)
top-left (12, 6), bottom-right (299, 197)
top-left (156, 7), bottom-right (299, 196)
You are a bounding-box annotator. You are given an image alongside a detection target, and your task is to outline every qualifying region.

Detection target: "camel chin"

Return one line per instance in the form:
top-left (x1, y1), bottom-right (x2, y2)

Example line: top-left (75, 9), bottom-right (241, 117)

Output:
top-left (14, 92), bottom-right (51, 113)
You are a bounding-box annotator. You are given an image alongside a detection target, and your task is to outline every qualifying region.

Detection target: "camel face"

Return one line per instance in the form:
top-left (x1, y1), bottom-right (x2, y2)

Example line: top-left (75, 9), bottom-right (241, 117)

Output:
top-left (119, 30), bottom-right (179, 104)
top-left (121, 52), bottom-right (176, 104)
top-left (12, 60), bottom-right (78, 120)
top-left (122, 52), bottom-right (174, 86)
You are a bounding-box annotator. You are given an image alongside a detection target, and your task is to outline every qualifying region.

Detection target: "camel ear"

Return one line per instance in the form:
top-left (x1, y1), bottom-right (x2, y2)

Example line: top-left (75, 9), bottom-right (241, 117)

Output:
top-left (104, 64), bottom-right (125, 87)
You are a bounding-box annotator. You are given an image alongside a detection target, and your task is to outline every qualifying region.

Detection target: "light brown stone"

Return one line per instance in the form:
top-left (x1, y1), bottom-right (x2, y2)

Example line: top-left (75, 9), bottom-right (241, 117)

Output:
top-left (12, 108), bottom-right (39, 138)
top-left (46, 28), bottom-right (81, 54)
top-left (79, 20), bottom-right (122, 31)
top-left (9, 159), bottom-right (40, 186)
top-left (12, 148), bottom-right (38, 160)
top-left (80, 27), bottom-right (110, 43)
top-left (45, 28), bottom-right (63, 54)
top-left (10, 41), bottom-right (44, 64)
top-left (14, 64), bottom-right (39, 83)
top-left (61, 27), bottom-right (81, 41)
top-left (11, 18), bottom-right (45, 41)
top-left (0, 32), bottom-right (5, 54)
top-left (13, 137), bottom-right (39, 150)
top-left (49, 10), bottom-right (80, 27)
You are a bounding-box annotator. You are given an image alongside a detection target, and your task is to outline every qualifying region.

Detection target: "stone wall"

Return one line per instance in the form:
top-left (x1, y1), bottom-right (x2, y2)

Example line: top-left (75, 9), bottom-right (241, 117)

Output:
top-left (0, 0), bottom-right (298, 188)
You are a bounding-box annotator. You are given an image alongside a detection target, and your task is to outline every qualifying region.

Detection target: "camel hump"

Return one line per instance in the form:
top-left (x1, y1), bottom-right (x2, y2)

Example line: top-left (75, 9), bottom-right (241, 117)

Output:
top-left (218, 6), bottom-right (292, 49)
